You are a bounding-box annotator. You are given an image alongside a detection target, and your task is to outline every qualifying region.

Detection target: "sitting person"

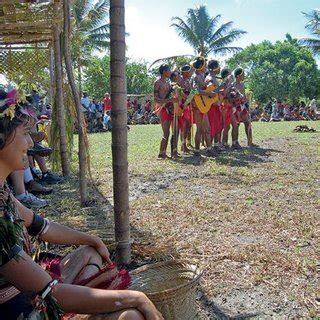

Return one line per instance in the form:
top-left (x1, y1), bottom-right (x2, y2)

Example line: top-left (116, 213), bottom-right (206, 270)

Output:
top-left (0, 91), bottom-right (162, 319)
top-left (10, 168), bottom-right (51, 209)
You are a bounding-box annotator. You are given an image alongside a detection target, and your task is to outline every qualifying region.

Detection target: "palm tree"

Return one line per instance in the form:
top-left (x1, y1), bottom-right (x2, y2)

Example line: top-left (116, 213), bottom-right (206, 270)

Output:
top-left (110, 0), bottom-right (131, 264)
top-left (300, 9), bottom-right (320, 56)
top-left (71, 0), bottom-right (110, 93)
top-left (171, 5), bottom-right (246, 57)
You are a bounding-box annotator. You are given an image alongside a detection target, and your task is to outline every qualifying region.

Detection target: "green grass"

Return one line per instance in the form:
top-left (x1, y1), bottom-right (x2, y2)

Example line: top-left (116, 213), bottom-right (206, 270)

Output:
top-left (74, 121), bottom-right (319, 173)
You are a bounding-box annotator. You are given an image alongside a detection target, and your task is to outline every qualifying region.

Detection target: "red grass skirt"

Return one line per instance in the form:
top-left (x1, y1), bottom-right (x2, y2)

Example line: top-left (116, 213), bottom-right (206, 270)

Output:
top-left (208, 104), bottom-right (223, 137)
top-left (221, 103), bottom-right (233, 128)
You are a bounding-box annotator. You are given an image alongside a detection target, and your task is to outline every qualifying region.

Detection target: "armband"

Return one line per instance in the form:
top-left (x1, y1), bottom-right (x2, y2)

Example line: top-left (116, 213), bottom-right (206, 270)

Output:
top-left (27, 213), bottom-right (50, 237)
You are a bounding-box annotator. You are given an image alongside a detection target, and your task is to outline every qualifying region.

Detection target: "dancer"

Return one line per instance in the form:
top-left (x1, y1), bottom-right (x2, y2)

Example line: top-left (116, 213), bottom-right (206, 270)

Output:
top-left (153, 64), bottom-right (177, 159)
top-left (206, 60), bottom-right (223, 153)
top-left (233, 68), bottom-right (255, 147)
top-left (178, 65), bottom-right (194, 153)
top-left (220, 68), bottom-right (234, 147)
top-left (191, 57), bottom-right (212, 156)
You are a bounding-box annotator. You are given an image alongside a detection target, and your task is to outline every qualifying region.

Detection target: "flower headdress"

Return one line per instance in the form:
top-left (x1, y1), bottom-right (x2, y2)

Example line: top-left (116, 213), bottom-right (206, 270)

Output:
top-left (0, 88), bottom-right (18, 120)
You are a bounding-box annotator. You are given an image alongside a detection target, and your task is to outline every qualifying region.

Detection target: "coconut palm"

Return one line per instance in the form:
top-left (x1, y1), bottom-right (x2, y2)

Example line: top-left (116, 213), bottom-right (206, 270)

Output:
top-left (171, 5), bottom-right (246, 57)
top-left (109, 0), bottom-right (131, 264)
top-left (71, 0), bottom-right (110, 93)
top-left (300, 9), bottom-right (320, 55)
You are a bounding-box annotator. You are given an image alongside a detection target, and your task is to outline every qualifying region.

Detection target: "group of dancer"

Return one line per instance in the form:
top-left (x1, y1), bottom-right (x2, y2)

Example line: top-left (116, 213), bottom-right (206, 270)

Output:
top-left (153, 56), bottom-right (255, 159)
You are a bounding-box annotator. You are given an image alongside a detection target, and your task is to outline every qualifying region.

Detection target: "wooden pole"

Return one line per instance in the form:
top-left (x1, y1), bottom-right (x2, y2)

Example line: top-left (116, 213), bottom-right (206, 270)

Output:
top-left (62, 0), bottom-right (88, 205)
top-left (110, 0), bottom-right (131, 264)
top-left (52, 4), bottom-right (70, 177)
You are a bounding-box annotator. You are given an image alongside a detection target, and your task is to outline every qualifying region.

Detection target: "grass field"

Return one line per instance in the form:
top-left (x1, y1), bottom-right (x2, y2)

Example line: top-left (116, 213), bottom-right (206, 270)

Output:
top-left (46, 121), bottom-right (319, 318)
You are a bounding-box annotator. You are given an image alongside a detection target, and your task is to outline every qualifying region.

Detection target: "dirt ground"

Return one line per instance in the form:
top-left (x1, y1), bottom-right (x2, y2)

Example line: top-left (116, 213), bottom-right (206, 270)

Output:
top-left (45, 127), bottom-right (319, 319)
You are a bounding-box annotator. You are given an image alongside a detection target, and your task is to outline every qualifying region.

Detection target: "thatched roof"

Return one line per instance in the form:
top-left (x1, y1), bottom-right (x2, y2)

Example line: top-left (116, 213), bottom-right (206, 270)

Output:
top-left (0, 0), bottom-right (62, 45)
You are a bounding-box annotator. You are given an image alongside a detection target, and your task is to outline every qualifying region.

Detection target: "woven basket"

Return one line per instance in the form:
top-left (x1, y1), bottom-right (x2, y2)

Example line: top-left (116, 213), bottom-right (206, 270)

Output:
top-left (129, 260), bottom-right (202, 320)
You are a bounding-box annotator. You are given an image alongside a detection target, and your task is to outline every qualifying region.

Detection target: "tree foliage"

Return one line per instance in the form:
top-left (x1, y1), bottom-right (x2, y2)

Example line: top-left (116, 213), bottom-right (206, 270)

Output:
top-left (171, 5), bottom-right (246, 57)
top-left (227, 40), bottom-right (320, 104)
top-left (299, 9), bottom-right (320, 56)
top-left (71, 0), bottom-right (110, 60)
top-left (83, 56), bottom-right (155, 98)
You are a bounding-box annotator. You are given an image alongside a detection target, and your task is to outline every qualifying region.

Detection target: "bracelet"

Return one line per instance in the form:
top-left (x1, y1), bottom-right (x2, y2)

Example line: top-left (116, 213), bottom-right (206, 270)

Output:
top-left (39, 279), bottom-right (58, 299)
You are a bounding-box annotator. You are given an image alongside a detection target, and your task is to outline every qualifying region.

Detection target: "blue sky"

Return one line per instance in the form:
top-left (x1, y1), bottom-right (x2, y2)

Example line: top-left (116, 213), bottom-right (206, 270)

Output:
top-left (125, 0), bottom-right (319, 64)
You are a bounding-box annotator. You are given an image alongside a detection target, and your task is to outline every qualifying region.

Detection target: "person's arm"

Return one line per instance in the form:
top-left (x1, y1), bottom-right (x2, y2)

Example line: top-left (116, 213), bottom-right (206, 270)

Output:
top-left (153, 81), bottom-right (175, 104)
top-left (15, 198), bottom-right (111, 263)
top-left (0, 252), bottom-right (162, 319)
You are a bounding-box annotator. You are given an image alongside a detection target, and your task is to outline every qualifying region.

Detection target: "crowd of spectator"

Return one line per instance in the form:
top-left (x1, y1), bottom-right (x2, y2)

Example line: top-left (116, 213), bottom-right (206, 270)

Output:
top-left (80, 92), bottom-right (160, 132)
top-left (250, 98), bottom-right (319, 122)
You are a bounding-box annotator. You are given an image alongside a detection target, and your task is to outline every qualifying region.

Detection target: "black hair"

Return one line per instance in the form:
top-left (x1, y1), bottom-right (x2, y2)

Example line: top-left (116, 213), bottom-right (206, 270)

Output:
top-left (0, 90), bottom-right (30, 150)
top-left (221, 68), bottom-right (231, 79)
top-left (191, 57), bottom-right (205, 70)
top-left (207, 60), bottom-right (219, 71)
top-left (181, 65), bottom-right (191, 73)
top-left (159, 64), bottom-right (170, 75)
top-left (234, 67), bottom-right (244, 78)
top-left (170, 72), bottom-right (179, 81)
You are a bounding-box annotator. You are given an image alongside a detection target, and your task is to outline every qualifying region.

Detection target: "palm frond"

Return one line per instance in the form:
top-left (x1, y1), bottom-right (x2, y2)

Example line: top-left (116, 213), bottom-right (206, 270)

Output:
top-left (208, 21), bottom-right (233, 43)
top-left (86, 0), bottom-right (109, 30)
top-left (208, 29), bottom-right (247, 55)
top-left (89, 24), bottom-right (110, 35)
top-left (72, 0), bottom-right (92, 26)
top-left (207, 14), bottom-right (222, 39)
top-left (303, 9), bottom-right (320, 33)
top-left (148, 54), bottom-right (194, 70)
top-left (211, 46), bottom-right (243, 55)
top-left (299, 38), bottom-right (320, 55)
top-left (171, 17), bottom-right (200, 51)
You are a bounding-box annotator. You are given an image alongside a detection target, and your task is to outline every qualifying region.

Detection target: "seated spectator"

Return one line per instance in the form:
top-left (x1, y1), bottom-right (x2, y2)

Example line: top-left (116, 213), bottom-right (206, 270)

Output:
top-left (0, 88), bottom-right (162, 320)
top-left (103, 111), bottom-right (112, 131)
top-left (270, 108), bottom-right (281, 121)
top-left (292, 107), bottom-right (302, 120)
top-left (259, 112), bottom-right (270, 122)
top-left (10, 169), bottom-right (50, 208)
top-left (283, 105), bottom-right (292, 121)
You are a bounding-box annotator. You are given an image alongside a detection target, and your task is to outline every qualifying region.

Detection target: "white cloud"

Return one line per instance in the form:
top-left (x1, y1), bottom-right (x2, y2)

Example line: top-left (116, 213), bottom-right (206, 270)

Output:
top-left (125, 5), bottom-right (192, 64)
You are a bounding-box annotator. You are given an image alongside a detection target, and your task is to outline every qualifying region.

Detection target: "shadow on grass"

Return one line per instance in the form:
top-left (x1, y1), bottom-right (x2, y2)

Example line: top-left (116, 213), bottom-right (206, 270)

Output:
top-left (214, 146), bottom-right (283, 168)
top-left (172, 146), bottom-right (283, 168)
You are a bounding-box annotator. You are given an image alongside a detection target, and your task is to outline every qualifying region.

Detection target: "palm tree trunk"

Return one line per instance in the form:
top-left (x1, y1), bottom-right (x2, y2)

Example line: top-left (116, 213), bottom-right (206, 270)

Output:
top-left (77, 54), bottom-right (82, 97)
top-left (62, 0), bottom-right (88, 205)
top-left (110, 0), bottom-right (131, 264)
top-left (53, 18), bottom-right (70, 176)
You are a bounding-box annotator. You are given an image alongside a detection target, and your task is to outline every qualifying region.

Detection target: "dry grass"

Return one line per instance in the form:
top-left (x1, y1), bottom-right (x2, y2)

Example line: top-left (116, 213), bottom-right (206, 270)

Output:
top-left (44, 121), bottom-right (319, 318)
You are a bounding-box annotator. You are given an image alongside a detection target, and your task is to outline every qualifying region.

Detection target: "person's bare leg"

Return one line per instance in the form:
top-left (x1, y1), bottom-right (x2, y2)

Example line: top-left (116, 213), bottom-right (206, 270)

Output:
top-left (202, 115), bottom-right (212, 148)
top-left (171, 117), bottom-right (179, 158)
top-left (28, 156), bottom-right (36, 169)
top-left (9, 170), bottom-right (26, 196)
top-left (182, 121), bottom-right (191, 152)
top-left (194, 109), bottom-right (202, 153)
top-left (231, 114), bottom-right (239, 146)
top-left (159, 121), bottom-right (171, 157)
top-left (34, 154), bottom-right (48, 173)
top-left (222, 124), bottom-right (230, 146)
top-left (60, 245), bottom-right (103, 284)
top-left (241, 113), bottom-right (253, 146)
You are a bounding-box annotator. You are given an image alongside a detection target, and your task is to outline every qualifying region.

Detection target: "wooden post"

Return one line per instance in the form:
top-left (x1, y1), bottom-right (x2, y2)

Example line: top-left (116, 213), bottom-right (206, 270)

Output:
top-left (48, 46), bottom-right (55, 106)
top-left (62, 0), bottom-right (88, 205)
top-left (110, 0), bottom-right (131, 264)
top-left (52, 4), bottom-right (70, 177)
